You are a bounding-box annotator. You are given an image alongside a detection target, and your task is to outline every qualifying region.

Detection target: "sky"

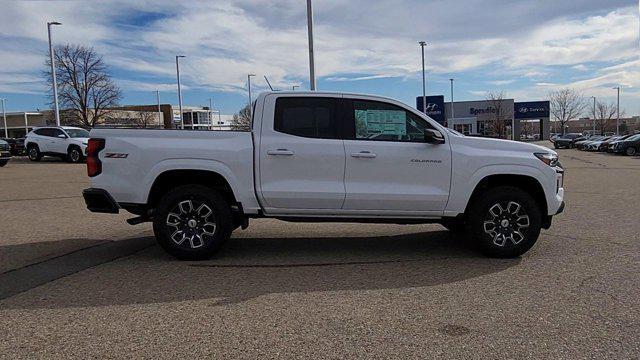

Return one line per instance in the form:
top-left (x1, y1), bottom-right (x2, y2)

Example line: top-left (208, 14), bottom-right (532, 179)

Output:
top-left (0, 0), bottom-right (638, 116)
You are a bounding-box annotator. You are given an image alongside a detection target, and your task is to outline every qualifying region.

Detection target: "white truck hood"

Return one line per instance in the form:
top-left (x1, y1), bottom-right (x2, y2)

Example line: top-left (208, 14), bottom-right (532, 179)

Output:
top-left (456, 136), bottom-right (556, 155)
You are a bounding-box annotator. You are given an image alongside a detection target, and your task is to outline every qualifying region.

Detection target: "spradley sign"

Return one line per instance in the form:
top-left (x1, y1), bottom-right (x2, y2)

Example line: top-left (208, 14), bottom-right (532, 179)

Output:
top-left (470, 107), bottom-right (498, 116)
top-left (416, 95), bottom-right (445, 124)
top-left (514, 101), bottom-right (550, 119)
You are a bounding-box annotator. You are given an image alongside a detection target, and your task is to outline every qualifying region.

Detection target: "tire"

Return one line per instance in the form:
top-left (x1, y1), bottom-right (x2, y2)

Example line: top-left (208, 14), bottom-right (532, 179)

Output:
top-left (0, 160), bottom-right (7, 167)
top-left (553, 143), bottom-right (559, 149)
top-left (626, 147), bottom-right (637, 156)
top-left (67, 146), bottom-right (83, 163)
top-left (466, 186), bottom-right (542, 258)
top-left (27, 145), bottom-right (41, 161)
top-left (153, 185), bottom-right (233, 260)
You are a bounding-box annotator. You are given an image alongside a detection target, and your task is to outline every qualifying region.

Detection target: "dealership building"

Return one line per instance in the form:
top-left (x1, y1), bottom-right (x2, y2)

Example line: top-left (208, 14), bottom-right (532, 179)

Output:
top-left (417, 96), bottom-right (551, 140)
top-left (1, 105), bottom-right (234, 138)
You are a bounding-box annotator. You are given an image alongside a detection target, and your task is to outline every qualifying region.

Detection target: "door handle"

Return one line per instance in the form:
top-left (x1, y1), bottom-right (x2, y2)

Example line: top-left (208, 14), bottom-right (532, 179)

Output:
top-left (267, 149), bottom-right (294, 156)
top-left (351, 151), bottom-right (376, 158)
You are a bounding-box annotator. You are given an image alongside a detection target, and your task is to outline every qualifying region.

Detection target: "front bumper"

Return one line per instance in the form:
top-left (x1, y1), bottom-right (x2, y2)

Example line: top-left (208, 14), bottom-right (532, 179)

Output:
top-left (0, 151), bottom-right (11, 160)
top-left (82, 188), bottom-right (120, 213)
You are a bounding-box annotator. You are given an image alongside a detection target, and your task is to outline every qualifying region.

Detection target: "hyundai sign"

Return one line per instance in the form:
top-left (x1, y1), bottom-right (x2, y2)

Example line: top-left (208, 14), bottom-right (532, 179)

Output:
top-left (514, 101), bottom-right (550, 119)
top-left (416, 95), bottom-right (445, 124)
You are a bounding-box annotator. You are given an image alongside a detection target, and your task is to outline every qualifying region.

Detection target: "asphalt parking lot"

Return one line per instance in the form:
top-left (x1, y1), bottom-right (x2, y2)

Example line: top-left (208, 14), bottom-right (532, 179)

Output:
top-left (1, 144), bottom-right (639, 359)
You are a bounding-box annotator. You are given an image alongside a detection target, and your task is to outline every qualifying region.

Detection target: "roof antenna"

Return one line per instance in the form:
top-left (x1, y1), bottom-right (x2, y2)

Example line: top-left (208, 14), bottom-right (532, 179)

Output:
top-left (263, 75), bottom-right (276, 91)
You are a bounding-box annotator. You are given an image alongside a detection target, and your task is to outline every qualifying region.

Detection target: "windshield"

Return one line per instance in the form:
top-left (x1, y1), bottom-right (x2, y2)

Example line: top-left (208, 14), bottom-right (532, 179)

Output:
top-left (64, 128), bottom-right (90, 138)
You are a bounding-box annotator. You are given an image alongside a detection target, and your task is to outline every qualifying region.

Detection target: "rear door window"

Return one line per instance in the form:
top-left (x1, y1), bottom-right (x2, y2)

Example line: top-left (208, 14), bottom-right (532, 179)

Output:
top-left (274, 97), bottom-right (338, 139)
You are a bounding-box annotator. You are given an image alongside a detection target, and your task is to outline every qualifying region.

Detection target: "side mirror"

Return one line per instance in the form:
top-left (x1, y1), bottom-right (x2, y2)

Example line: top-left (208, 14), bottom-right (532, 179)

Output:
top-left (57, 134), bottom-right (67, 139)
top-left (424, 129), bottom-right (445, 144)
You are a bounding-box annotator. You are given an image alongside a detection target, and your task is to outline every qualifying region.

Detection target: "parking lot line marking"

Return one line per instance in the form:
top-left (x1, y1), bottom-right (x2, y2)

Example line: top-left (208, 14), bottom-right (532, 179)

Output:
top-left (0, 195), bottom-right (82, 203)
top-left (0, 237), bottom-right (155, 301)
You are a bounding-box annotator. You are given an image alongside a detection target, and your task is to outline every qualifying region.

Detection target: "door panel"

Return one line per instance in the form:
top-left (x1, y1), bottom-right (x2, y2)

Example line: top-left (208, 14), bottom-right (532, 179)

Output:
top-left (36, 129), bottom-right (53, 152)
top-left (343, 140), bottom-right (451, 211)
top-left (258, 95), bottom-right (346, 210)
top-left (342, 97), bottom-right (452, 212)
top-left (49, 128), bottom-right (67, 153)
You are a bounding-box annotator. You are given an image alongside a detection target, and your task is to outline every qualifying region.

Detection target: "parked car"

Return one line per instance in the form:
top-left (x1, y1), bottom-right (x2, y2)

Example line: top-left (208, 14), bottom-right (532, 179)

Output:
top-left (609, 134), bottom-right (640, 155)
top-left (575, 135), bottom-right (604, 150)
top-left (1, 138), bottom-right (26, 156)
top-left (599, 135), bottom-right (630, 152)
top-left (25, 126), bottom-right (90, 163)
top-left (583, 136), bottom-right (613, 151)
top-left (553, 133), bottom-right (583, 149)
top-left (0, 139), bottom-right (11, 167)
top-left (83, 91), bottom-right (565, 260)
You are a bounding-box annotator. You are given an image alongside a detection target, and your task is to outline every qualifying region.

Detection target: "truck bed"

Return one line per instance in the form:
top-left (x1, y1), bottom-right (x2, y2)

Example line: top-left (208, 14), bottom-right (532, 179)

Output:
top-left (89, 128), bottom-right (259, 212)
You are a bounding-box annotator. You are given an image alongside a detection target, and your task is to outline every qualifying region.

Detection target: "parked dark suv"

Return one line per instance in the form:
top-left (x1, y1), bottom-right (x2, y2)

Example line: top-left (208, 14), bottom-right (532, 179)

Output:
top-left (1, 138), bottom-right (26, 156)
top-left (0, 139), bottom-right (11, 167)
top-left (610, 134), bottom-right (640, 156)
top-left (553, 133), bottom-right (583, 149)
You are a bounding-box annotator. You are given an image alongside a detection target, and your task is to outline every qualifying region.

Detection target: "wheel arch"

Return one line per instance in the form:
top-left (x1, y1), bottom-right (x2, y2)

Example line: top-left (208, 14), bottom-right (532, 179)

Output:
top-left (147, 169), bottom-right (238, 210)
top-left (67, 143), bottom-right (83, 154)
top-left (465, 174), bottom-right (548, 218)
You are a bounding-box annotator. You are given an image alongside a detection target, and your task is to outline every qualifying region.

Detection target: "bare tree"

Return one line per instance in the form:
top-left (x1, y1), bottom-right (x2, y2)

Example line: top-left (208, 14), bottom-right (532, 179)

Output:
top-left (134, 111), bottom-right (158, 128)
top-left (549, 89), bottom-right (587, 135)
top-left (45, 44), bottom-right (121, 127)
top-left (231, 104), bottom-right (252, 131)
top-left (594, 101), bottom-right (620, 135)
top-left (484, 91), bottom-right (509, 138)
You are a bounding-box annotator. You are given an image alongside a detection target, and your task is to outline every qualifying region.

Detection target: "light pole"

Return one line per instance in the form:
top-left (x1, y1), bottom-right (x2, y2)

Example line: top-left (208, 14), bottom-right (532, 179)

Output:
top-left (156, 90), bottom-right (161, 127)
top-left (1, 98), bottom-right (7, 138)
top-left (247, 74), bottom-right (256, 118)
top-left (419, 41), bottom-right (427, 115)
top-left (175, 55), bottom-right (185, 129)
top-left (47, 21), bottom-right (62, 127)
top-left (449, 78), bottom-right (454, 128)
top-left (306, 0), bottom-right (316, 90)
top-left (591, 96), bottom-right (596, 134)
top-left (613, 87), bottom-right (620, 135)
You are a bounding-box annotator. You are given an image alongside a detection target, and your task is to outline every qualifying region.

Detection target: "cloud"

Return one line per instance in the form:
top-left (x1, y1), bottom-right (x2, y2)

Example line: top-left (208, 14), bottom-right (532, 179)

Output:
top-left (468, 90), bottom-right (488, 97)
top-left (116, 79), bottom-right (184, 92)
top-left (326, 75), bottom-right (399, 82)
top-left (487, 80), bottom-right (516, 85)
top-left (0, 0), bottom-right (637, 114)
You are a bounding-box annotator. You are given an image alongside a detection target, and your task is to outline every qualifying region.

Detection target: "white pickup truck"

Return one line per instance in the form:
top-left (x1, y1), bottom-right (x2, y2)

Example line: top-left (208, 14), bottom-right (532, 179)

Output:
top-left (83, 91), bottom-right (564, 259)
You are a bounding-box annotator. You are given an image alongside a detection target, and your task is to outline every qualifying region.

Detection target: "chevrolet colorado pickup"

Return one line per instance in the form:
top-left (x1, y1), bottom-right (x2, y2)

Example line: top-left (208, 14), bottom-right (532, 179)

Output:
top-left (83, 91), bottom-right (565, 259)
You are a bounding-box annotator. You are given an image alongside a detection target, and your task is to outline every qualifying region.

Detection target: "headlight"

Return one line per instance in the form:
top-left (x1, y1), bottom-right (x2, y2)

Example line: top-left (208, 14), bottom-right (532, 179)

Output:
top-left (534, 152), bottom-right (559, 167)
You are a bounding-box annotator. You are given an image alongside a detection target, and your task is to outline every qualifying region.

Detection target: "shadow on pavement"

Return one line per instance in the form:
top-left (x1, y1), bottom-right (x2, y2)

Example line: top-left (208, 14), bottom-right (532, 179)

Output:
top-left (0, 231), bottom-right (520, 309)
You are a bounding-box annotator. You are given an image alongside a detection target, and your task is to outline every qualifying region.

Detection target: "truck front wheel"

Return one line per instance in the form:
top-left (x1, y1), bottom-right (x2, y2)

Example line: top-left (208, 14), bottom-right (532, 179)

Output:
top-left (153, 185), bottom-right (233, 260)
top-left (466, 186), bottom-right (542, 258)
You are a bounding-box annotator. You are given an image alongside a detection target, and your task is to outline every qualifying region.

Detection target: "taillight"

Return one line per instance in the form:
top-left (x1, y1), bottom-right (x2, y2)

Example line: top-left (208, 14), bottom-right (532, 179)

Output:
top-left (86, 138), bottom-right (105, 177)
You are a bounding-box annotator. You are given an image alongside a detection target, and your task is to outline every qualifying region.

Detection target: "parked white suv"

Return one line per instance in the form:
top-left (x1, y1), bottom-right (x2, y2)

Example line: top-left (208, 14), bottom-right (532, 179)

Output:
top-left (83, 91), bottom-right (565, 260)
top-left (25, 126), bottom-right (90, 163)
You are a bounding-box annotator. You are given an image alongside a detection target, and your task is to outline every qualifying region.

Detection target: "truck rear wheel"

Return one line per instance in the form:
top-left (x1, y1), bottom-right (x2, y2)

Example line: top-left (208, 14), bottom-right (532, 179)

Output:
top-left (466, 186), bottom-right (542, 258)
top-left (153, 185), bottom-right (233, 260)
